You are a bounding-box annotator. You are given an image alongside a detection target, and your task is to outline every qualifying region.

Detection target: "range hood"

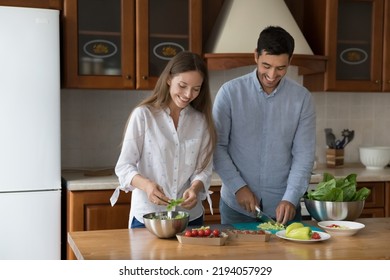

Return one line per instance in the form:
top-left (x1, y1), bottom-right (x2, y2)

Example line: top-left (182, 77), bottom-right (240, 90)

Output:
top-left (204, 0), bottom-right (326, 79)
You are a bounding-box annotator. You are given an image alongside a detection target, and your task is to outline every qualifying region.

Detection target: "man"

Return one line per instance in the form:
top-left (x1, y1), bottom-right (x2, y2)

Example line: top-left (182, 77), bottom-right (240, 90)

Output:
top-left (212, 26), bottom-right (316, 225)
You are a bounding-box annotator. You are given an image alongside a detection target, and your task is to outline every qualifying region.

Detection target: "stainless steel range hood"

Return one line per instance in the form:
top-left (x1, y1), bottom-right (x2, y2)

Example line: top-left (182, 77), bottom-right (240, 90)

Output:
top-left (204, 0), bottom-right (327, 84)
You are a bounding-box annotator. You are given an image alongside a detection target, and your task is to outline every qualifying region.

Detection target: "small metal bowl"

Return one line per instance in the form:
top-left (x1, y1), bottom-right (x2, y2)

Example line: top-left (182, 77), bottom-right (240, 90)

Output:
top-left (304, 198), bottom-right (365, 222)
top-left (143, 211), bottom-right (189, 238)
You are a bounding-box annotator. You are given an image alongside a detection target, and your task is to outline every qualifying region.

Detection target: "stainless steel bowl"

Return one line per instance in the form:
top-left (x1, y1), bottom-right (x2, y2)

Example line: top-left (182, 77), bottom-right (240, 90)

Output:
top-left (304, 198), bottom-right (365, 221)
top-left (143, 211), bottom-right (189, 238)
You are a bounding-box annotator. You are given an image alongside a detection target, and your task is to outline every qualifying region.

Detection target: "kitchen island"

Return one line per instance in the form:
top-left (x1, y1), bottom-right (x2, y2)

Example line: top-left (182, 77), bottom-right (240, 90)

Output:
top-left (63, 163), bottom-right (390, 259)
top-left (68, 218), bottom-right (390, 260)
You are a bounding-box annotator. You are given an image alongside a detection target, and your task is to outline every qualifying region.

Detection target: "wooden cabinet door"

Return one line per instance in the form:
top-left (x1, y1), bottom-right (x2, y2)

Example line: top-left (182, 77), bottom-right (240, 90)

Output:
top-left (302, 0), bottom-right (388, 91)
top-left (63, 0), bottom-right (202, 89)
top-left (357, 182), bottom-right (385, 218)
top-left (382, 0), bottom-right (390, 91)
top-left (203, 185), bottom-right (221, 224)
top-left (0, 0), bottom-right (62, 9)
top-left (62, 0), bottom-right (135, 89)
top-left (67, 189), bottom-right (131, 259)
top-left (326, 0), bottom-right (384, 91)
top-left (135, 0), bottom-right (202, 89)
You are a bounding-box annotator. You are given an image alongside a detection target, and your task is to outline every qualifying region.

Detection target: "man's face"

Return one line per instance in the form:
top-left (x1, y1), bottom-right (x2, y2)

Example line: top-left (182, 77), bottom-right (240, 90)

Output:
top-left (254, 50), bottom-right (290, 94)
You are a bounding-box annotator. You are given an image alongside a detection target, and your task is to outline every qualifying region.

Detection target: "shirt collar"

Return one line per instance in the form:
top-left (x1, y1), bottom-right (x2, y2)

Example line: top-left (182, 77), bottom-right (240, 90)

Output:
top-left (251, 69), bottom-right (286, 98)
top-left (164, 105), bottom-right (192, 115)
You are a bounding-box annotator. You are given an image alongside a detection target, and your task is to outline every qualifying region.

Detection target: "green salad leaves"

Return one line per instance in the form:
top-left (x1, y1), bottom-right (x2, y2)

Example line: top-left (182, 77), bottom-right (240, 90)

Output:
top-left (305, 173), bottom-right (371, 202)
top-left (166, 198), bottom-right (184, 211)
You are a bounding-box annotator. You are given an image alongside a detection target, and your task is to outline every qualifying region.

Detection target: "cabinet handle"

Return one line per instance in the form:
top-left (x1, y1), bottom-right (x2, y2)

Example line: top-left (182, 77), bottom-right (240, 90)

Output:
top-left (142, 76), bottom-right (148, 80)
top-left (374, 80), bottom-right (380, 84)
top-left (125, 75), bottom-right (131, 80)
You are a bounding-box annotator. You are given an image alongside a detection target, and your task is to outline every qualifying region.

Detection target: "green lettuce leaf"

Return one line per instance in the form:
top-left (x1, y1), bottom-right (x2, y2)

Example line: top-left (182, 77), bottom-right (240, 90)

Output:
top-left (306, 173), bottom-right (370, 202)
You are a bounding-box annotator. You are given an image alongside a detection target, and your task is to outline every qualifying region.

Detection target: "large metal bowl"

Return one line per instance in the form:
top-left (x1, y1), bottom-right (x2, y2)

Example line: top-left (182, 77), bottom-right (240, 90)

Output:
top-left (143, 211), bottom-right (189, 238)
top-left (304, 198), bottom-right (365, 221)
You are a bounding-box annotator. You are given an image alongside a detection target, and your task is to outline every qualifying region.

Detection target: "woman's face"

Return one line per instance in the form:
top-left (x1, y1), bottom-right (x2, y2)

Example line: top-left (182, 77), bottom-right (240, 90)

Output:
top-left (168, 71), bottom-right (203, 110)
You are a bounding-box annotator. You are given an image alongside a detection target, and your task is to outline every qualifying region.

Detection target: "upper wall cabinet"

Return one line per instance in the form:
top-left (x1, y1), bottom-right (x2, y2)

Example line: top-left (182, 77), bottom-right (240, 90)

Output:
top-left (62, 0), bottom-right (202, 90)
top-left (0, 0), bottom-right (62, 9)
top-left (301, 0), bottom-right (390, 92)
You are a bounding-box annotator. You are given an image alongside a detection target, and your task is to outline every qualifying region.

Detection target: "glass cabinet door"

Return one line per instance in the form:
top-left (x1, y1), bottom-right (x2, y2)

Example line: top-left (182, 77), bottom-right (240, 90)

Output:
top-left (77, 0), bottom-right (122, 76)
top-left (63, 0), bottom-right (135, 89)
top-left (63, 0), bottom-right (200, 89)
top-left (136, 0), bottom-right (202, 89)
top-left (327, 0), bottom-right (384, 91)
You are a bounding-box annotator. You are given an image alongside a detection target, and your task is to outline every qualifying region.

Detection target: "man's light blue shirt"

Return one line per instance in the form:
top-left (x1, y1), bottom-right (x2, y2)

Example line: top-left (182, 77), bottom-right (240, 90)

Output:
top-left (212, 69), bottom-right (316, 217)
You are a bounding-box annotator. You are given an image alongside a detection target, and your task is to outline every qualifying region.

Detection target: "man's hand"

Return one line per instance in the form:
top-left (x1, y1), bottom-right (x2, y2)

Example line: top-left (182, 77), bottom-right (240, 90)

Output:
top-left (235, 186), bottom-right (259, 213)
top-left (275, 200), bottom-right (296, 224)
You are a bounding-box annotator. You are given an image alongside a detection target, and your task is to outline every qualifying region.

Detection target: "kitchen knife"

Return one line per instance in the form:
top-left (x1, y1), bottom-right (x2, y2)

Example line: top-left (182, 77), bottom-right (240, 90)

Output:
top-left (255, 206), bottom-right (276, 224)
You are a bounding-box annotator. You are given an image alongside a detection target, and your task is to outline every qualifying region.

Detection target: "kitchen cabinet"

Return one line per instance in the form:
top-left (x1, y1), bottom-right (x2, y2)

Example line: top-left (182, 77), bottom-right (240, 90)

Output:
top-left (68, 218), bottom-right (390, 260)
top-left (62, 0), bottom-right (202, 89)
top-left (0, 0), bottom-right (62, 9)
top-left (300, 0), bottom-right (390, 91)
top-left (357, 182), bottom-right (387, 217)
top-left (203, 182), bottom-right (388, 223)
top-left (203, 185), bottom-right (221, 224)
top-left (66, 186), bottom-right (221, 259)
top-left (67, 189), bottom-right (131, 259)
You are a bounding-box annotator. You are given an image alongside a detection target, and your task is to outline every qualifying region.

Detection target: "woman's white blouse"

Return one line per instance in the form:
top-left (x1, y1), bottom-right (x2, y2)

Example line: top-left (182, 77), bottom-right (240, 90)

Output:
top-left (111, 105), bottom-right (213, 225)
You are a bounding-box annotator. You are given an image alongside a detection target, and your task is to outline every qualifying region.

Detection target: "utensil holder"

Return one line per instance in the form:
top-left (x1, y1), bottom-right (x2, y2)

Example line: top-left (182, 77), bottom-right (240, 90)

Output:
top-left (326, 149), bottom-right (344, 168)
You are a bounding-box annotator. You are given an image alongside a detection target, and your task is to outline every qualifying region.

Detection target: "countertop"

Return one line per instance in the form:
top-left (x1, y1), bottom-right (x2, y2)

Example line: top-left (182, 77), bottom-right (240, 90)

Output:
top-left (67, 217), bottom-right (390, 260)
top-left (62, 163), bottom-right (390, 191)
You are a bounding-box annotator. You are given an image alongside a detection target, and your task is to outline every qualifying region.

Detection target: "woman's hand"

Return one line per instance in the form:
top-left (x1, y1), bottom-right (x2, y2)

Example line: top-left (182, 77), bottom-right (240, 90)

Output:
top-left (131, 174), bottom-right (170, 205)
top-left (180, 180), bottom-right (204, 209)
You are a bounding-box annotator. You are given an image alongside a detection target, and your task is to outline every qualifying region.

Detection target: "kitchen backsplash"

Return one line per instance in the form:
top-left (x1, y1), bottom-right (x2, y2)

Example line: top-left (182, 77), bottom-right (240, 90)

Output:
top-left (61, 66), bottom-right (390, 169)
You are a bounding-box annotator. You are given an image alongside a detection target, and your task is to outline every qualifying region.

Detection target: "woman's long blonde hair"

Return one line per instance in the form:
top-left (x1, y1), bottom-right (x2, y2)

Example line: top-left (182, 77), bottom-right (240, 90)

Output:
top-left (125, 51), bottom-right (217, 171)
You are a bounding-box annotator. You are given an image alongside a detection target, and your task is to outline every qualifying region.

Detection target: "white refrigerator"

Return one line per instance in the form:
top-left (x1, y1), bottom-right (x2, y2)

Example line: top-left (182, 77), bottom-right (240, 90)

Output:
top-left (0, 6), bottom-right (61, 259)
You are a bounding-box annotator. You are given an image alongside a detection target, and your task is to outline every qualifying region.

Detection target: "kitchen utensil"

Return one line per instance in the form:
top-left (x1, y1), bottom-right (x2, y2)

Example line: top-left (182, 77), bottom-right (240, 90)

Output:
top-left (255, 206), bottom-right (276, 224)
top-left (143, 211), bottom-right (189, 238)
top-left (176, 232), bottom-right (229, 246)
top-left (340, 129), bottom-right (354, 148)
top-left (317, 221), bottom-right (365, 236)
top-left (359, 146), bottom-right (390, 170)
top-left (345, 130), bottom-right (354, 147)
top-left (303, 198), bottom-right (365, 221)
top-left (275, 230), bottom-right (331, 242)
top-left (324, 128), bottom-right (336, 148)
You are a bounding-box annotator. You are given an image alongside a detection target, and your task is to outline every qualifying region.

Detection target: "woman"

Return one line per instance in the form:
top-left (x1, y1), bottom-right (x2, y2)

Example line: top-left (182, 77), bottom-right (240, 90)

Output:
top-left (110, 51), bottom-right (217, 228)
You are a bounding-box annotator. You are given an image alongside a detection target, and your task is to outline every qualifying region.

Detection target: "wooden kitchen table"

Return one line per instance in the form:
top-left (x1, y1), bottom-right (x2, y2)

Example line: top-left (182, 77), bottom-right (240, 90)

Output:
top-left (68, 218), bottom-right (390, 260)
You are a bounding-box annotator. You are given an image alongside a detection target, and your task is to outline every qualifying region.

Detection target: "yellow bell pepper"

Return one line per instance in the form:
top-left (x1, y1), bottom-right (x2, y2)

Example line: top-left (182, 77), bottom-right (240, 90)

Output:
top-left (285, 222), bottom-right (304, 235)
top-left (286, 226), bottom-right (312, 240)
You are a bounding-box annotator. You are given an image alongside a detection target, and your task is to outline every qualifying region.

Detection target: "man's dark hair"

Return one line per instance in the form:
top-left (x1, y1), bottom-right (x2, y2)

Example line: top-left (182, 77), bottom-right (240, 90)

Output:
top-left (256, 26), bottom-right (295, 58)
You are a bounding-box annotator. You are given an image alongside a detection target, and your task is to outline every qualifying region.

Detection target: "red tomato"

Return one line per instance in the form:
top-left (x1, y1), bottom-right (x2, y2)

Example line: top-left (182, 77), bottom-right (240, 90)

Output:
top-left (198, 229), bottom-right (205, 237)
top-left (204, 229), bottom-right (211, 236)
top-left (191, 229), bottom-right (199, 237)
top-left (327, 224), bottom-right (340, 228)
top-left (184, 230), bottom-right (192, 237)
top-left (212, 229), bottom-right (220, 237)
top-left (311, 232), bottom-right (321, 240)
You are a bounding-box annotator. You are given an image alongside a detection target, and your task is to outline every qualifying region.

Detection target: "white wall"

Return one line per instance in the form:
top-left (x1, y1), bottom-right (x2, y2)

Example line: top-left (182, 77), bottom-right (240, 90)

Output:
top-left (61, 67), bottom-right (390, 169)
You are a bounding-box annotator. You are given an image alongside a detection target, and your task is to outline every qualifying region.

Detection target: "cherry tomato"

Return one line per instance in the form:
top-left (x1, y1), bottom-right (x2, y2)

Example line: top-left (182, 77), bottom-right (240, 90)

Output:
top-left (327, 224), bottom-right (340, 228)
top-left (212, 229), bottom-right (220, 237)
top-left (184, 230), bottom-right (192, 237)
top-left (198, 229), bottom-right (205, 237)
top-left (204, 229), bottom-right (211, 236)
top-left (311, 232), bottom-right (321, 240)
top-left (191, 229), bottom-right (198, 237)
